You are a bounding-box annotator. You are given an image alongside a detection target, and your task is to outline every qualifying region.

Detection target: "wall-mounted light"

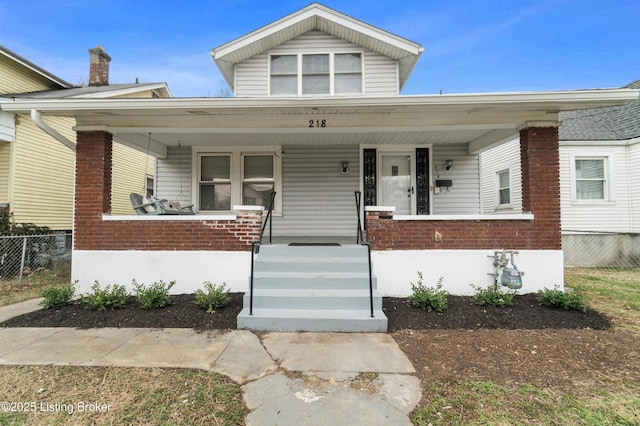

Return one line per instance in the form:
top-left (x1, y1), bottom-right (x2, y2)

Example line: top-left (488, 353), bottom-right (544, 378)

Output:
top-left (444, 159), bottom-right (453, 171)
top-left (341, 161), bottom-right (349, 174)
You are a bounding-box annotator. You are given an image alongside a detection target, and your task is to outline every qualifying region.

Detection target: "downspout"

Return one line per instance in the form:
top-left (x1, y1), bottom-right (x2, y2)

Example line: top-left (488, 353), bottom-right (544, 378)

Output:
top-left (30, 109), bottom-right (75, 152)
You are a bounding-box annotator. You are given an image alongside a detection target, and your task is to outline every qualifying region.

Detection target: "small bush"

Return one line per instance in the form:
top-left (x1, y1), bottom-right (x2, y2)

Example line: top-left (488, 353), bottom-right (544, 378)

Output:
top-left (39, 283), bottom-right (75, 309)
top-left (83, 281), bottom-right (128, 310)
top-left (133, 279), bottom-right (175, 309)
top-left (537, 285), bottom-right (588, 313)
top-left (409, 272), bottom-right (448, 312)
top-left (471, 284), bottom-right (517, 307)
top-left (194, 282), bottom-right (230, 313)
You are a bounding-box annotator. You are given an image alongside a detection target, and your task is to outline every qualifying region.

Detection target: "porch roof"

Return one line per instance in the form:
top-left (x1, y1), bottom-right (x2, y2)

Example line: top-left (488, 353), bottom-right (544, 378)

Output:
top-left (1, 88), bottom-right (638, 158)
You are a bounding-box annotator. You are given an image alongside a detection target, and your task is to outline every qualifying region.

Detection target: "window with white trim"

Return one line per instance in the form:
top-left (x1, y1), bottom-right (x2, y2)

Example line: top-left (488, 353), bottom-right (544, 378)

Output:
top-left (242, 155), bottom-right (274, 207)
top-left (199, 155), bottom-right (231, 211)
top-left (270, 53), bottom-right (362, 96)
top-left (196, 149), bottom-right (281, 212)
top-left (574, 157), bottom-right (606, 200)
top-left (145, 175), bottom-right (154, 197)
top-left (496, 169), bottom-right (511, 207)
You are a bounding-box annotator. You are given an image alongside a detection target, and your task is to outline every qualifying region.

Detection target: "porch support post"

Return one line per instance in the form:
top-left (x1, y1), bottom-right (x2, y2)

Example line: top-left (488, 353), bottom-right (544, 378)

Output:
top-left (74, 130), bottom-right (113, 249)
top-left (518, 121), bottom-right (561, 249)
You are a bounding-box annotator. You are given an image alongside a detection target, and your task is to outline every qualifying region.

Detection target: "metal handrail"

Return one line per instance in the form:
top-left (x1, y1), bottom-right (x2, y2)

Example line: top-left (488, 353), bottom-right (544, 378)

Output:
top-left (355, 191), bottom-right (374, 318)
top-left (249, 191), bottom-right (276, 315)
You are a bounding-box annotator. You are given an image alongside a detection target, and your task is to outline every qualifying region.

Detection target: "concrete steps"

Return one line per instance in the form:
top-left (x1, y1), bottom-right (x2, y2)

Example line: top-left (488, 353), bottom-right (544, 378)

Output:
top-left (237, 244), bottom-right (387, 332)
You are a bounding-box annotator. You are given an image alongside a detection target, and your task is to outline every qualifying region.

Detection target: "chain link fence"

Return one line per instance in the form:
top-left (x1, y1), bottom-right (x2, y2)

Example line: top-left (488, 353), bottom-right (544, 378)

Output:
top-left (0, 232), bottom-right (72, 287)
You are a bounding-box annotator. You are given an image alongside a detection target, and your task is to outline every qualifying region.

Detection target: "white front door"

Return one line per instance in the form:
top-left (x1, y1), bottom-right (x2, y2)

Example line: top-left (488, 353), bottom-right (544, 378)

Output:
top-left (379, 153), bottom-right (414, 215)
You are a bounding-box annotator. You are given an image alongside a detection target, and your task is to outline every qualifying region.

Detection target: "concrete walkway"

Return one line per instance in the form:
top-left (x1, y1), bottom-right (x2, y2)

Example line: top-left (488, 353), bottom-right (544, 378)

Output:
top-left (0, 300), bottom-right (421, 425)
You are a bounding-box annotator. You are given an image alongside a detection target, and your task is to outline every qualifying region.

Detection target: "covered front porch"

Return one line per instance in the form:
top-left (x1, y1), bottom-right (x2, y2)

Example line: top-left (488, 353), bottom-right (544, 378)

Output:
top-left (2, 90), bottom-right (637, 299)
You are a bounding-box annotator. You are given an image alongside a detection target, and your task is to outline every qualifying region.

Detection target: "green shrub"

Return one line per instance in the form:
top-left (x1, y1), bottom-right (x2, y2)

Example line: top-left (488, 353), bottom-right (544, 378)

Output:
top-left (409, 272), bottom-right (448, 312)
top-left (471, 284), bottom-right (517, 307)
top-left (133, 279), bottom-right (175, 309)
top-left (537, 285), bottom-right (588, 313)
top-left (39, 283), bottom-right (75, 309)
top-left (194, 282), bottom-right (230, 313)
top-left (83, 281), bottom-right (128, 310)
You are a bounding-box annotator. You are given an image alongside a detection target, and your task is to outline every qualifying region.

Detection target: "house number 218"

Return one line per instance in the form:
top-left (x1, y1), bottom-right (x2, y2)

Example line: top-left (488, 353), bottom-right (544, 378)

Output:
top-left (308, 119), bottom-right (327, 128)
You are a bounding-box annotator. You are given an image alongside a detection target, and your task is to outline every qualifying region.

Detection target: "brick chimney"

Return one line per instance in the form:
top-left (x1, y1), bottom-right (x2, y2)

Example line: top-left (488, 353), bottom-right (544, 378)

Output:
top-left (88, 46), bottom-right (111, 86)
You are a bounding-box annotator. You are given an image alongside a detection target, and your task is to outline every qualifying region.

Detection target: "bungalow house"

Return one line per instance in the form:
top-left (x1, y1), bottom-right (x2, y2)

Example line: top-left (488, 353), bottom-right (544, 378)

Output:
top-left (0, 44), bottom-right (171, 233)
top-left (1, 4), bottom-right (637, 331)
top-left (480, 78), bottom-right (640, 267)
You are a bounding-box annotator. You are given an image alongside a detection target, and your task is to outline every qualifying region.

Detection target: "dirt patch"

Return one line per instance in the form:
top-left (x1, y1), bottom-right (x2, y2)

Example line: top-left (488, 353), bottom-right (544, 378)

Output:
top-left (2, 292), bottom-right (636, 399)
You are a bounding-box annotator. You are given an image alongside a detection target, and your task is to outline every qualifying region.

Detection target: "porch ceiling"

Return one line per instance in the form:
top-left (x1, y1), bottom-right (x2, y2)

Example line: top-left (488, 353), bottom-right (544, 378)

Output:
top-left (2, 88), bottom-right (638, 157)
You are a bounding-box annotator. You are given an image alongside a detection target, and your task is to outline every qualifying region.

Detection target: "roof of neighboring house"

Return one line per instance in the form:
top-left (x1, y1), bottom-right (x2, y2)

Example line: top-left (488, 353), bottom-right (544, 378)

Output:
top-left (211, 2), bottom-right (424, 92)
top-left (5, 82), bottom-right (172, 99)
top-left (0, 44), bottom-right (73, 89)
top-left (560, 79), bottom-right (640, 141)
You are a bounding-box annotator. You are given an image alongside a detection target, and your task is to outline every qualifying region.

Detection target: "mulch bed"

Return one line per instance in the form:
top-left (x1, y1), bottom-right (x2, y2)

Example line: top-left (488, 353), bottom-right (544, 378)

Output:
top-left (0, 292), bottom-right (610, 331)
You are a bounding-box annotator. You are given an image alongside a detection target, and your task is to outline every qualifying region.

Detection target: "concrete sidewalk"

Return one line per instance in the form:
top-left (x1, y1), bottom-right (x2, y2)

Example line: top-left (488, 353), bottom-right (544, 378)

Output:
top-left (0, 301), bottom-right (421, 425)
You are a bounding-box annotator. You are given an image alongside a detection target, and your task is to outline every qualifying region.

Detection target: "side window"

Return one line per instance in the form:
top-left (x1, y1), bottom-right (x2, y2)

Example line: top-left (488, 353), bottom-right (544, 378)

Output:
top-left (199, 155), bottom-right (231, 211)
top-left (497, 169), bottom-right (511, 206)
top-left (145, 175), bottom-right (154, 197)
top-left (575, 158), bottom-right (605, 200)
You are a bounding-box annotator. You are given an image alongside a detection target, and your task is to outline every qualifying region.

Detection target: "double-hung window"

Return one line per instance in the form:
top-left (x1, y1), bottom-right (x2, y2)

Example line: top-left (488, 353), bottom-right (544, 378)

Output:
top-left (575, 158), bottom-right (606, 200)
top-left (496, 169), bottom-right (511, 207)
top-left (197, 149), bottom-right (281, 212)
top-left (242, 155), bottom-right (275, 207)
top-left (199, 155), bottom-right (231, 211)
top-left (270, 52), bottom-right (362, 96)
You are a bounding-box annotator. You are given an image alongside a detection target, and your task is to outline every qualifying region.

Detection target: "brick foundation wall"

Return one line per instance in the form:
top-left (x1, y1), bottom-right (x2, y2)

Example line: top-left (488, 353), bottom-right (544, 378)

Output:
top-left (74, 131), bottom-right (262, 251)
top-left (367, 125), bottom-right (561, 251)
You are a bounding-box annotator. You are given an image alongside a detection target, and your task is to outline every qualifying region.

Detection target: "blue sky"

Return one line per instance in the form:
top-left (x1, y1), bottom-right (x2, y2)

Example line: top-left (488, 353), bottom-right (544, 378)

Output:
top-left (1, 0), bottom-right (639, 97)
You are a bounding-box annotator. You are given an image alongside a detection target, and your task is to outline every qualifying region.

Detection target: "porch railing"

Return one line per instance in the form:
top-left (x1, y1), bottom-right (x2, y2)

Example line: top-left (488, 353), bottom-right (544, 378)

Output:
top-left (355, 191), bottom-right (375, 318)
top-left (249, 191), bottom-right (276, 315)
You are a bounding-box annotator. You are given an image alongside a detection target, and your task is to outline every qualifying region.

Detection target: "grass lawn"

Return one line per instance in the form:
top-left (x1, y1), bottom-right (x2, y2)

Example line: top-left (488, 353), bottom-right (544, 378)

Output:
top-left (410, 267), bottom-right (640, 425)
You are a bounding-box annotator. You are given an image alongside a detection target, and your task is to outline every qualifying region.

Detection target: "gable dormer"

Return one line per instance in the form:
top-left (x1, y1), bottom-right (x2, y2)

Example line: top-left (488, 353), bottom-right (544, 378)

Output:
top-left (211, 3), bottom-right (423, 97)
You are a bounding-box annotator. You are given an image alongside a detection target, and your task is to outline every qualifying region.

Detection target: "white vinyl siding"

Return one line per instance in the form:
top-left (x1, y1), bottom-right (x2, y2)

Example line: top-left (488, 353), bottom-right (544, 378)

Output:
top-left (271, 145), bottom-right (360, 236)
top-left (560, 146), bottom-right (632, 233)
top-left (479, 138), bottom-right (522, 214)
top-left (156, 145), bottom-right (193, 206)
top-left (432, 144), bottom-right (481, 215)
top-left (234, 30), bottom-right (399, 97)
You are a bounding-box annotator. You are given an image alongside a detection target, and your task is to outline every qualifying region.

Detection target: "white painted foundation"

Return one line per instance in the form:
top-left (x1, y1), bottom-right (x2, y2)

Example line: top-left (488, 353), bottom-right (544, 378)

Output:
top-left (72, 248), bottom-right (564, 297)
top-left (372, 249), bottom-right (564, 296)
top-left (72, 250), bottom-right (251, 295)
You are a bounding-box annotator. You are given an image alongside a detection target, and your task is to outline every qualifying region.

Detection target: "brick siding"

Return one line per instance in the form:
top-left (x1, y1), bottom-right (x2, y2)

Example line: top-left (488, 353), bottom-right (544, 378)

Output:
top-left (74, 131), bottom-right (261, 251)
top-left (367, 125), bottom-right (561, 251)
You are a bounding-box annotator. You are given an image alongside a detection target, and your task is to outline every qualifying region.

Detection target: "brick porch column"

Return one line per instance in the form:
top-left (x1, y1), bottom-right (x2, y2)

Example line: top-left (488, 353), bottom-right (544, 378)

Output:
top-left (74, 130), bottom-right (112, 249)
top-left (519, 122), bottom-right (561, 250)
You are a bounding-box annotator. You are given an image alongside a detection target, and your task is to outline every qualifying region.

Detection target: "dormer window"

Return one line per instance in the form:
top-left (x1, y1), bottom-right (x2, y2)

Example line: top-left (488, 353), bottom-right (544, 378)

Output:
top-left (270, 53), bottom-right (362, 96)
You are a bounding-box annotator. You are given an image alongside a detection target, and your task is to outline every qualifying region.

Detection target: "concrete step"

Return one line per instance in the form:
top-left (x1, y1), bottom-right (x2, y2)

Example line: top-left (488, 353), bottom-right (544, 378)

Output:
top-left (257, 244), bottom-right (368, 259)
top-left (243, 289), bottom-right (383, 310)
top-left (255, 257), bottom-right (369, 273)
top-left (251, 272), bottom-right (377, 290)
top-left (237, 308), bottom-right (388, 332)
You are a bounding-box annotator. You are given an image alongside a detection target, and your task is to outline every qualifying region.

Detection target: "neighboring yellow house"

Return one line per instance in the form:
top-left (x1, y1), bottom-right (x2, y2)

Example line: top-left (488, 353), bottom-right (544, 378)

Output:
top-left (0, 45), bottom-right (171, 231)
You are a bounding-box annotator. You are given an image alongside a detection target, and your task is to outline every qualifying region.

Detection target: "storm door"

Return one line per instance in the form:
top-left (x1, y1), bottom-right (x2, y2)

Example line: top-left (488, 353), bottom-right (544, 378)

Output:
top-left (379, 152), bottom-right (414, 215)
top-left (363, 148), bottom-right (430, 215)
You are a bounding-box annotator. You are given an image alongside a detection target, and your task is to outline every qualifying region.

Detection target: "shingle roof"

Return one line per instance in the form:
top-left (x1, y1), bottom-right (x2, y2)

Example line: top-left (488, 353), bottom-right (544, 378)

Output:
top-left (560, 79), bottom-right (640, 141)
